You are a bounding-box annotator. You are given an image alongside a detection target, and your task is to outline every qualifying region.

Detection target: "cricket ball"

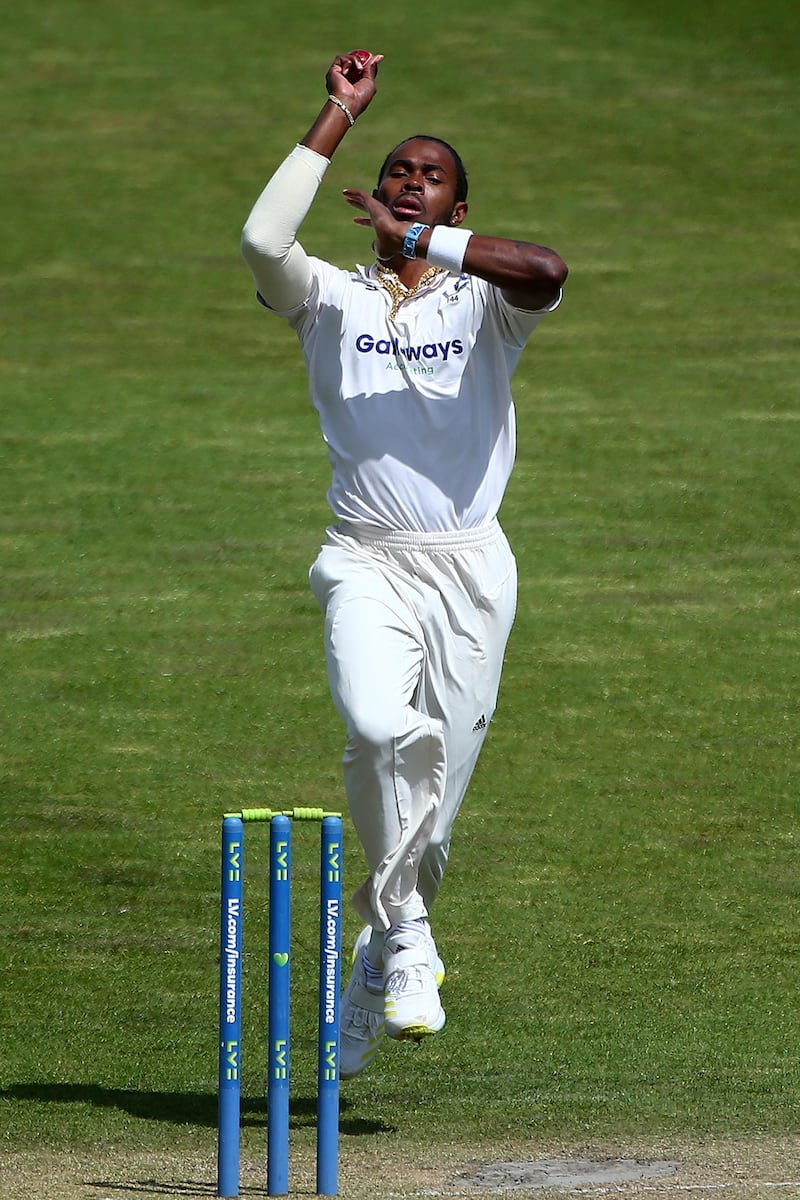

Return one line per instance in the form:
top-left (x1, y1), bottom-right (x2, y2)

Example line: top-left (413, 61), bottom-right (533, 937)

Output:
top-left (352, 50), bottom-right (370, 66)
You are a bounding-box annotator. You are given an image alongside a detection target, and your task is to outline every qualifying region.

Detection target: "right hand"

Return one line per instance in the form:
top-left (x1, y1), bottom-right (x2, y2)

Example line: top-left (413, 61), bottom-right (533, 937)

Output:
top-left (341, 187), bottom-right (408, 262)
top-left (326, 50), bottom-right (383, 119)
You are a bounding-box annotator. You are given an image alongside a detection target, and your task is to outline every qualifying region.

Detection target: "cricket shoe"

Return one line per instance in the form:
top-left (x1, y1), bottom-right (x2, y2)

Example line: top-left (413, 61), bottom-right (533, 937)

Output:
top-left (339, 926), bottom-right (386, 1079)
top-left (383, 919), bottom-right (446, 1042)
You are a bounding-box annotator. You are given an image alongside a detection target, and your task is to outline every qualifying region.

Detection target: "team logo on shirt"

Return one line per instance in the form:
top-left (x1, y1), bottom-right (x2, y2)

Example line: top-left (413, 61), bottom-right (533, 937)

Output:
top-left (355, 333), bottom-right (465, 363)
top-left (446, 276), bottom-right (470, 300)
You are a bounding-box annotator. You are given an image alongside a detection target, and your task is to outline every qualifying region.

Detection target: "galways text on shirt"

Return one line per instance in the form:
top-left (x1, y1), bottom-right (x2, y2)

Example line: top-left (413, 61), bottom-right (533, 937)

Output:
top-left (272, 258), bottom-right (559, 533)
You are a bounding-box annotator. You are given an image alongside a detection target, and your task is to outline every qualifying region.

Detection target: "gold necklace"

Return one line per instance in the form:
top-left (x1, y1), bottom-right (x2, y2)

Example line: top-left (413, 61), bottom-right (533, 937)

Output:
top-left (375, 262), bottom-right (444, 321)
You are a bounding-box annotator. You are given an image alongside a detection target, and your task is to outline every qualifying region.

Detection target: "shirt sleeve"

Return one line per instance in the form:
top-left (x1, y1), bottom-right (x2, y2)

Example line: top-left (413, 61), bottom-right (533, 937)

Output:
top-left (486, 285), bottom-right (563, 348)
top-left (240, 144), bottom-right (330, 314)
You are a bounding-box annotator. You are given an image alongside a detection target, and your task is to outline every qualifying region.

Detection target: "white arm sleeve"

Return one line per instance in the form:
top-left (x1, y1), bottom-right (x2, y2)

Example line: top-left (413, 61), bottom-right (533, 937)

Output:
top-left (240, 143), bottom-right (330, 312)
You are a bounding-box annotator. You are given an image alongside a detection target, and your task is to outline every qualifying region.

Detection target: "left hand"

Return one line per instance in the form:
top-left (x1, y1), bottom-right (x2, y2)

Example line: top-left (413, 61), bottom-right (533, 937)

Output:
top-left (343, 188), bottom-right (408, 261)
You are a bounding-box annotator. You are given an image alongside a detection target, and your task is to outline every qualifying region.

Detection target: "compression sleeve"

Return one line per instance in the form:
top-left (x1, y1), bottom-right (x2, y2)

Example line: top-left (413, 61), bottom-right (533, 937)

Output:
top-left (240, 143), bottom-right (330, 312)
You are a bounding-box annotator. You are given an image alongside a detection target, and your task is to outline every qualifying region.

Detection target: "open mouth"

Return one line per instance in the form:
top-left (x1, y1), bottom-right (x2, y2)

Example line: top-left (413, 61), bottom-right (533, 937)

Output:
top-left (392, 197), bottom-right (424, 218)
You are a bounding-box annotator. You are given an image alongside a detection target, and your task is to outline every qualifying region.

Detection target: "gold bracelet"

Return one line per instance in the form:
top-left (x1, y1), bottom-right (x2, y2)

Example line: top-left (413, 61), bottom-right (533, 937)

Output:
top-left (327, 94), bottom-right (355, 127)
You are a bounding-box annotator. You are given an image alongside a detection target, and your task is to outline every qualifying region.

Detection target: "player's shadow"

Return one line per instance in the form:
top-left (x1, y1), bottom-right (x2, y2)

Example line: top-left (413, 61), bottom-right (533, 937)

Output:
top-left (1, 1082), bottom-right (394, 1134)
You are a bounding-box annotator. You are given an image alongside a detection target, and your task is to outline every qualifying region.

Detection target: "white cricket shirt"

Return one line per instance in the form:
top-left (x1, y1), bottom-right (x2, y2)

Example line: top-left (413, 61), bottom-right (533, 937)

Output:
top-left (275, 259), bottom-right (558, 533)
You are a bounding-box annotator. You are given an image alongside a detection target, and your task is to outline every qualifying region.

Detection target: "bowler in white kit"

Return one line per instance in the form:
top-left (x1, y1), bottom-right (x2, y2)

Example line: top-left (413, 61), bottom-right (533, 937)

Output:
top-left (241, 49), bottom-right (568, 1077)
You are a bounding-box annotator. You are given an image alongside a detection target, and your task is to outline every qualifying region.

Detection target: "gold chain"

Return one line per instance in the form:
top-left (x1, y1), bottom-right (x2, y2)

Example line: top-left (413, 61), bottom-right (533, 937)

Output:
top-left (375, 262), bottom-right (444, 321)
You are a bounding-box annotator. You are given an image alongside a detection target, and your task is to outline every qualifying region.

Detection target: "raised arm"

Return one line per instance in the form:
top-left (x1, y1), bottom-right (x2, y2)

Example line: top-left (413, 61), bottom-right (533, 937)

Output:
top-left (240, 50), bottom-right (383, 311)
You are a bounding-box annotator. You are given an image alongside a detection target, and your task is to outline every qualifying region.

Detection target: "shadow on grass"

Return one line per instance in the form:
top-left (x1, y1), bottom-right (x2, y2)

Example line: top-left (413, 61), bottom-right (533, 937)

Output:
top-left (1, 1082), bottom-right (394, 1135)
top-left (83, 1186), bottom-right (219, 1197)
top-left (84, 1184), bottom-right (274, 1197)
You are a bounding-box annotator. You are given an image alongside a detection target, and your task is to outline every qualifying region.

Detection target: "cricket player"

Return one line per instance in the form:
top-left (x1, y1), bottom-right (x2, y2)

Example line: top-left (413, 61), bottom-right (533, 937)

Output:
top-left (240, 49), bottom-right (567, 1076)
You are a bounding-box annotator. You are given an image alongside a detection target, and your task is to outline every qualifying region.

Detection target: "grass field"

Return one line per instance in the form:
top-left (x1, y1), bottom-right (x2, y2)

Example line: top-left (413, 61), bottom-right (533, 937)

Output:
top-left (1, 1), bottom-right (798, 1197)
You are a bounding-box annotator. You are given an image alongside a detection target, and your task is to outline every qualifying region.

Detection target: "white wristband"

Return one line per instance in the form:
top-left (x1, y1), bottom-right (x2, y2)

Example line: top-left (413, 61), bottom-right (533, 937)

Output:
top-left (425, 225), bottom-right (473, 274)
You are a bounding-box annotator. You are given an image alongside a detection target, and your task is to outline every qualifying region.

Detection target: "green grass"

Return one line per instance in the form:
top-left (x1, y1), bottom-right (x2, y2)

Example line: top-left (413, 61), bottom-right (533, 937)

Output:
top-left (1, 0), bottom-right (798, 1188)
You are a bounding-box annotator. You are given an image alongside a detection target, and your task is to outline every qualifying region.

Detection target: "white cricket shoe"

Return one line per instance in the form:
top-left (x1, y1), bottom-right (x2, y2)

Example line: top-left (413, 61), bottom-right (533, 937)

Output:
top-left (383, 919), bottom-right (446, 1042)
top-left (339, 926), bottom-right (386, 1079)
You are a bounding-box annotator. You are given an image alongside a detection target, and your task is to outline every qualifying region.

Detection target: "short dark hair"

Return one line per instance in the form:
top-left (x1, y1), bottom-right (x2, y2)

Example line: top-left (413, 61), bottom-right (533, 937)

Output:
top-left (376, 136), bottom-right (469, 203)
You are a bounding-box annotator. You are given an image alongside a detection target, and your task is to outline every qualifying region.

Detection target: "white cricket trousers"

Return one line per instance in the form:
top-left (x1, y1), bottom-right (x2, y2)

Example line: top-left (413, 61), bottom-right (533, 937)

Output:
top-left (309, 519), bottom-right (517, 932)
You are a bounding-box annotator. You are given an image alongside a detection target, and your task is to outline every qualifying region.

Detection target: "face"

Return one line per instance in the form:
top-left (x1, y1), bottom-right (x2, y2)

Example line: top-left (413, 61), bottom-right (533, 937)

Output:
top-left (375, 138), bottom-right (468, 228)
